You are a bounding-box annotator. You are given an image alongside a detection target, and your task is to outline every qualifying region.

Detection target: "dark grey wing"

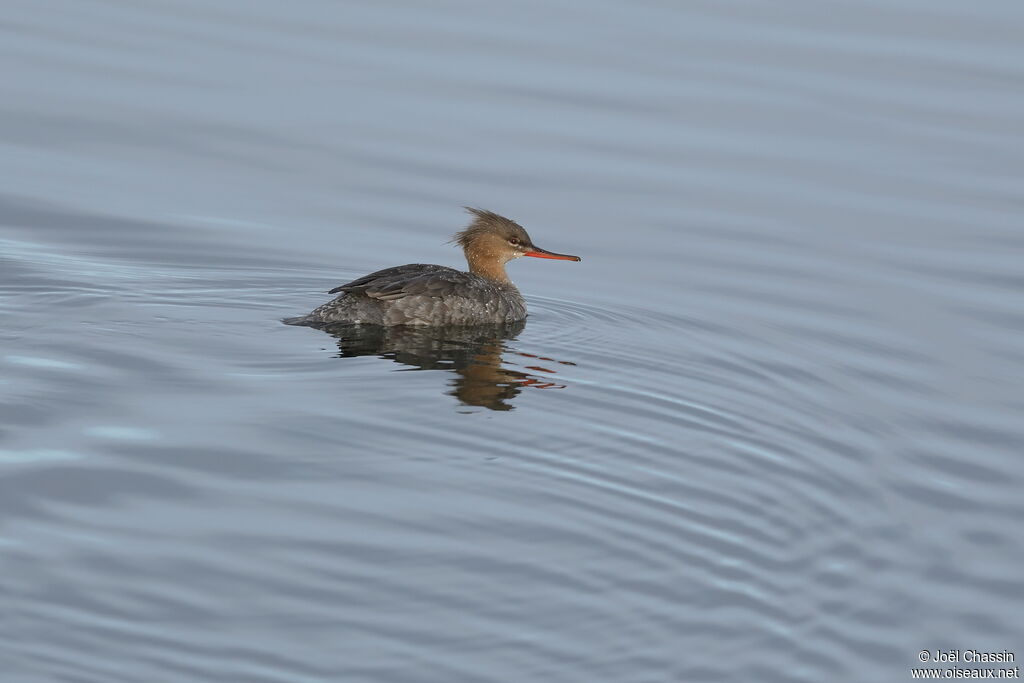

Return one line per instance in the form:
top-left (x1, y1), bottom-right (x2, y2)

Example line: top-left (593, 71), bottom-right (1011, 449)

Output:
top-left (328, 264), bottom-right (469, 301)
top-left (328, 264), bottom-right (438, 294)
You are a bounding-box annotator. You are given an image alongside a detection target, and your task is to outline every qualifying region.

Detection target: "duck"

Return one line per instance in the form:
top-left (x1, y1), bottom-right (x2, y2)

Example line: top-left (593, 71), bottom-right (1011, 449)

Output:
top-left (287, 208), bottom-right (581, 326)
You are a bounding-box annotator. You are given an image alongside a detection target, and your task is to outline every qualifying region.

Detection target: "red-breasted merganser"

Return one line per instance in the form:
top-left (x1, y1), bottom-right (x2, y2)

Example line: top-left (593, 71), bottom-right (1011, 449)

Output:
top-left (288, 208), bottom-right (581, 326)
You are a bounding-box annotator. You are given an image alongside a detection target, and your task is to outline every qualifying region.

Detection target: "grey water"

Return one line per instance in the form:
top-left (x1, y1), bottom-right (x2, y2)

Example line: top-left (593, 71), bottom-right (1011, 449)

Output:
top-left (2, 1), bottom-right (1022, 681)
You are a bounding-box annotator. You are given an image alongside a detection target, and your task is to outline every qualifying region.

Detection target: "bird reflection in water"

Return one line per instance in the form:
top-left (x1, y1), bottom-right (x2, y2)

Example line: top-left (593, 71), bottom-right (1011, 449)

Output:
top-left (313, 321), bottom-right (574, 411)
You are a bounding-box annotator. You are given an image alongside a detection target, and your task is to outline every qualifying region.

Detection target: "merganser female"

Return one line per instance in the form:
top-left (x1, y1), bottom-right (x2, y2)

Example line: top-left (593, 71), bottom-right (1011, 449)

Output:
top-left (287, 208), bottom-right (581, 326)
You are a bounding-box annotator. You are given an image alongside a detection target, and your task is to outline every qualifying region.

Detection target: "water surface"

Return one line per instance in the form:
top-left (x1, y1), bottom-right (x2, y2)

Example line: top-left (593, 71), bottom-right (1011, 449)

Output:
top-left (2, 1), bottom-right (1023, 681)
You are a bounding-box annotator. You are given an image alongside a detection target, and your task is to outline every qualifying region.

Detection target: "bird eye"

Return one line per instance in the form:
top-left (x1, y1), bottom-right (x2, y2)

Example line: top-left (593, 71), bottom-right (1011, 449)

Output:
top-left (508, 238), bottom-right (520, 246)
